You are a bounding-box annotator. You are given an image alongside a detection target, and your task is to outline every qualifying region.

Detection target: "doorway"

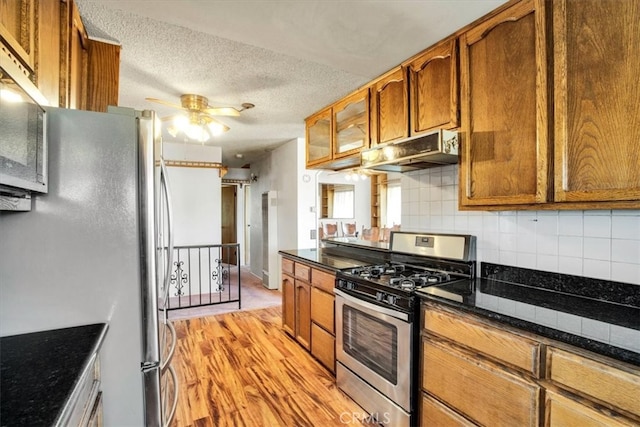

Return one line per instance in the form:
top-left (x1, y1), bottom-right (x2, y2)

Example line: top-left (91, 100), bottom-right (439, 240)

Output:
top-left (221, 185), bottom-right (238, 265)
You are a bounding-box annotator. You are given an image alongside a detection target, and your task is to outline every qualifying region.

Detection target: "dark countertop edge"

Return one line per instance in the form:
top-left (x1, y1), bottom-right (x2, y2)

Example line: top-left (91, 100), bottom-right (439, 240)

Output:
top-left (279, 249), bottom-right (372, 272)
top-left (320, 238), bottom-right (390, 253)
top-left (53, 323), bottom-right (109, 426)
top-left (417, 292), bottom-right (640, 367)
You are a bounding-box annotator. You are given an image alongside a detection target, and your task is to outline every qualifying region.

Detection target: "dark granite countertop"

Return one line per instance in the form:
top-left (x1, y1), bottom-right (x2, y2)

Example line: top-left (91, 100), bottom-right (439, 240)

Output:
top-left (0, 323), bottom-right (108, 426)
top-left (417, 274), bottom-right (640, 366)
top-left (321, 237), bottom-right (390, 252)
top-left (279, 249), bottom-right (640, 366)
top-left (279, 248), bottom-right (374, 271)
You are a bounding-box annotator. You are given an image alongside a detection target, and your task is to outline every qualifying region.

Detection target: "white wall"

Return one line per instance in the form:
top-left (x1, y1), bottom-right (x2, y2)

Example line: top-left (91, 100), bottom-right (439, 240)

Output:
top-left (249, 138), bottom-right (302, 284)
top-left (401, 165), bottom-right (640, 285)
top-left (163, 143), bottom-right (222, 246)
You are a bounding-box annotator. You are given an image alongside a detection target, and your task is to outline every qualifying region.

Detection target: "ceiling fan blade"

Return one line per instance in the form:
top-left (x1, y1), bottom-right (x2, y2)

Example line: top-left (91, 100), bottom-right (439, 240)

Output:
top-left (145, 97), bottom-right (185, 110)
top-left (204, 107), bottom-right (241, 117)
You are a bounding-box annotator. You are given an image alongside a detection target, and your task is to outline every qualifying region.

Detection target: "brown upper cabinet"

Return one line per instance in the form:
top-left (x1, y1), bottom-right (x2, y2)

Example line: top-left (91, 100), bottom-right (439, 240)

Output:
top-left (552, 0), bottom-right (640, 204)
top-left (305, 87), bottom-right (369, 170)
top-left (306, 107), bottom-right (333, 167)
top-left (1, 0), bottom-right (119, 111)
top-left (0, 0), bottom-right (36, 74)
top-left (458, 0), bottom-right (550, 207)
top-left (458, 0), bottom-right (639, 210)
top-left (407, 38), bottom-right (459, 135)
top-left (333, 87), bottom-right (370, 158)
top-left (370, 66), bottom-right (409, 146)
top-left (365, 38), bottom-right (460, 148)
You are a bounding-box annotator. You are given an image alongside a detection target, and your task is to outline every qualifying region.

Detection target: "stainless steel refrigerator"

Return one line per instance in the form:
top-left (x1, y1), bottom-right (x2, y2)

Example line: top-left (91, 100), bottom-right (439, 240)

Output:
top-left (0, 106), bottom-right (178, 426)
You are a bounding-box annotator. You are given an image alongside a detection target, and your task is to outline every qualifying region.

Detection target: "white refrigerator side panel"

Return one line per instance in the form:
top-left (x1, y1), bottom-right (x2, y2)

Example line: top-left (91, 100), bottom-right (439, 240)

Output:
top-left (0, 108), bottom-right (145, 426)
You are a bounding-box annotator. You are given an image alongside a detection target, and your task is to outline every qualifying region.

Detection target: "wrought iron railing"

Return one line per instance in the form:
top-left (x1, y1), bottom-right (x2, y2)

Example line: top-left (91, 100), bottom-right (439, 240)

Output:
top-left (162, 244), bottom-right (241, 312)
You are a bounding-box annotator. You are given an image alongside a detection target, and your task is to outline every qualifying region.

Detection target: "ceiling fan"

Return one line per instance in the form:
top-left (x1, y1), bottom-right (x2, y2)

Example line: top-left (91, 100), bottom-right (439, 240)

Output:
top-left (145, 94), bottom-right (255, 142)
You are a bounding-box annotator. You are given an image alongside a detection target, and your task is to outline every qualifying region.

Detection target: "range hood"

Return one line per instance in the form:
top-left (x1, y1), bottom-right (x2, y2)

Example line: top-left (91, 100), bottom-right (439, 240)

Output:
top-left (360, 129), bottom-right (459, 172)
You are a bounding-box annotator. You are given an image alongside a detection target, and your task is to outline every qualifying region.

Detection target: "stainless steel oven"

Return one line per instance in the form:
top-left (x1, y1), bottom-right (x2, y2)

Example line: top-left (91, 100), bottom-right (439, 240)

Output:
top-left (335, 288), bottom-right (413, 427)
top-left (334, 232), bottom-right (476, 427)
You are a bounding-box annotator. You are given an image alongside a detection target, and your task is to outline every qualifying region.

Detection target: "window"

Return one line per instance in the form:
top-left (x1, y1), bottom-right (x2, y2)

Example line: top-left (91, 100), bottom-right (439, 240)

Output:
top-left (386, 180), bottom-right (401, 226)
top-left (320, 183), bottom-right (355, 219)
top-left (332, 186), bottom-right (354, 218)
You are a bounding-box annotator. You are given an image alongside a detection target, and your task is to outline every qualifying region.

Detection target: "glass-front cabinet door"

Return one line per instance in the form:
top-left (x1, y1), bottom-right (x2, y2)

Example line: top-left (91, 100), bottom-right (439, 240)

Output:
top-left (305, 107), bottom-right (333, 167)
top-left (333, 88), bottom-right (369, 158)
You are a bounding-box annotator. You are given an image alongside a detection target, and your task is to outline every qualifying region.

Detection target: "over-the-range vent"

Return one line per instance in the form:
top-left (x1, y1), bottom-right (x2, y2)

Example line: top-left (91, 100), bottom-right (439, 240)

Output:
top-left (360, 130), bottom-right (458, 173)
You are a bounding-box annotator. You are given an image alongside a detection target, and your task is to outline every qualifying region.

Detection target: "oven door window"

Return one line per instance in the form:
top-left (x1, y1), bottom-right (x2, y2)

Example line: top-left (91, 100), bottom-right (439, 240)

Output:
top-left (342, 305), bottom-right (398, 384)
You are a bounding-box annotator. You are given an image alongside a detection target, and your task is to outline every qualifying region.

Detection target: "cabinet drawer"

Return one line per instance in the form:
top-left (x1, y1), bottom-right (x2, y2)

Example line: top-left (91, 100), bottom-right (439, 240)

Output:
top-left (282, 258), bottom-right (294, 275)
top-left (545, 390), bottom-right (636, 427)
top-left (294, 263), bottom-right (311, 281)
top-left (421, 392), bottom-right (476, 427)
top-left (311, 322), bottom-right (335, 373)
top-left (311, 268), bottom-right (335, 294)
top-left (546, 347), bottom-right (640, 417)
top-left (423, 339), bottom-right (540, 427)
top-left (311, 287), bottom-right (334, 334)
top-left (423, 305), bottom-right (541, 376)
top-left (62, 354), bottom-right (101, 426)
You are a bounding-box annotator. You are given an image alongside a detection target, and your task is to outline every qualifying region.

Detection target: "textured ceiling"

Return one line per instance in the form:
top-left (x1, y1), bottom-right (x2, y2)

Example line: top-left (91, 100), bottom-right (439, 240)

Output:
top-left (75, 0), bottom-right (507, 168)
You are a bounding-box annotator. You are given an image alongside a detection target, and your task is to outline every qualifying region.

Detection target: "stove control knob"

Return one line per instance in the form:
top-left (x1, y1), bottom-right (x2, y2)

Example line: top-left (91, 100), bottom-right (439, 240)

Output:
top-left (375, 292), bottom-right (384, 301)
top-left (347, 282), bottom-right (356, 291)
top-left (385, 295), bottom-right (397, 305)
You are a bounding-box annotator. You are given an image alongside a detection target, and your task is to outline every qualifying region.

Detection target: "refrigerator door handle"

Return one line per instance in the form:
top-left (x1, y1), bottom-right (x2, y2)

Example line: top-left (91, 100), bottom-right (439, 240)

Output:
top-left (161, 320), bottom-right (177, 372)
top-left (163, 365), bottom-right (179, 427)
top-left (160, 157), bottom-right (174, 306)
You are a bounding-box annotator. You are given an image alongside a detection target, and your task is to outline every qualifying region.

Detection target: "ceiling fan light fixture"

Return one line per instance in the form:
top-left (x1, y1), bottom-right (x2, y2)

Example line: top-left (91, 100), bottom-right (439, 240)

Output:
top-left (208, 121), bottom-right (225, 136)
top-left (184, 122), bottom-right (208, 142)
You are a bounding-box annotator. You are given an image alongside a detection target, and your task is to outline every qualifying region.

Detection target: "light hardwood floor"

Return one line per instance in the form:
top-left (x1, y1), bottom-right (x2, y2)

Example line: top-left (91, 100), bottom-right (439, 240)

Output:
top-left (170, 306), bottom-right (367, 426)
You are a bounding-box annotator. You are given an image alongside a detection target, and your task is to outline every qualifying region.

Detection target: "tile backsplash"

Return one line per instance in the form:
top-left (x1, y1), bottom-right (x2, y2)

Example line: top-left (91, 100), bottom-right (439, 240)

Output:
top-left (401, 165), bottom-right (640, 285)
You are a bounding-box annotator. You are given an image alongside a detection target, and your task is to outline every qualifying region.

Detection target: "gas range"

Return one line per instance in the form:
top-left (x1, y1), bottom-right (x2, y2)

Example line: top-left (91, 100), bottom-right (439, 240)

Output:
top-left (342, 263), bottom-right (454, 290)
top-left (334, 232), bottom-right (477, 427)
top-left (335, 232), bottom-right (476, 314)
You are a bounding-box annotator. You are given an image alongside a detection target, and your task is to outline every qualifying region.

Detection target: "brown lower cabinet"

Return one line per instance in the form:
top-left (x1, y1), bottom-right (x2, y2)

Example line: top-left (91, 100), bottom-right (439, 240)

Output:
top-left (422, 338), bottom-right (541, 426)
top-left (281, 257), bottom-right (336, 373)
top-left (420, 302), bottom-right (640, 426)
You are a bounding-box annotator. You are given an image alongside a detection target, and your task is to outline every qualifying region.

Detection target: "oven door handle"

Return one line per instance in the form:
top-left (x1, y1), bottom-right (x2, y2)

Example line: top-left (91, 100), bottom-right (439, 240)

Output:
top-left (334, 288), bottom-right (410, 322)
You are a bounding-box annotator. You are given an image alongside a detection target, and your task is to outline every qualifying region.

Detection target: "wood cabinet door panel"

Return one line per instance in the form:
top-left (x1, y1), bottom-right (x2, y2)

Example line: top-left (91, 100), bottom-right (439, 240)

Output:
top-left (310, 287), bottom-right (334, 334)
top-left (311, 323), bottom-right (335, 373)
top-left (306, 107), bottom-right (333, 167)
top-left (409, 39), bottom-right (458, 134)
top-left (371, 67), bottom-right (408, 145)
top-left (459, 0), bottom-right (550, 206)
top-left (35, 0), bottom-right (61, 106)
top-left (333, 88), bottom-right (369, 158)
top-left (546, 347), bottom-right (640, 418)
top-left (68, 3), bottom-right (88, 110)
top-left (282, 258), bottom-right (294, 275)
top-left (421, 392), bottom-right (476, 427)
top-left (423, 339), bottom-right (540, 427)
top-left (295, 281), bottom-right (311, 350)
top-left (0, 0), bottom-right (35, 72)
top-left (423, 304), bottom-right (541, 376)
top-left (282, 273), bottom-right (295, 336)
top-left (294, 262), bottom-right (311, 282)
top-left (553, 0), bottom-right (640, 203)
top-left (311, 268), bottom-right (335, 294)
top-left (545, 390), bottom-right (637, 427)
top-left (86, 39), bottom-right (120, 112)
